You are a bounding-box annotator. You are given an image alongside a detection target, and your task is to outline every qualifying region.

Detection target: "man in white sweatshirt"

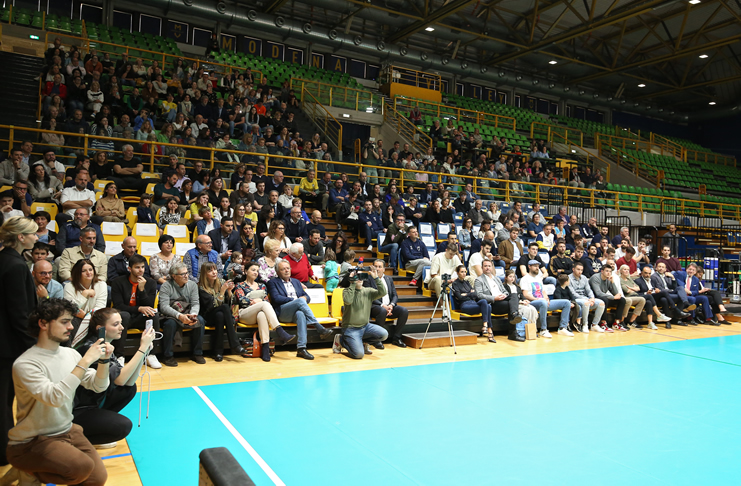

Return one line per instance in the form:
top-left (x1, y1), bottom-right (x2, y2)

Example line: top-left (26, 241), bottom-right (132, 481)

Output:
top-left (4, 298), bottom-right (112, 486)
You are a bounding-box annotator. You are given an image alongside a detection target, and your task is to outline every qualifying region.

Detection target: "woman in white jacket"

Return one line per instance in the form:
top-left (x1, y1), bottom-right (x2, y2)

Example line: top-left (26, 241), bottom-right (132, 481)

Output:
top-left (63, 259), bottom-right (108, 348)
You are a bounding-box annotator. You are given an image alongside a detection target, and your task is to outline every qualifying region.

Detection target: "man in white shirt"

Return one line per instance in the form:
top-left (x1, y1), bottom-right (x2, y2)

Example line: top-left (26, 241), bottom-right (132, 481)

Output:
top-left (190, 114), bottom-right (209, 138)
top-left (520, 260), bottom-right (572, 337)
top-left (60, 171), bottom-right (96, 218)
top-left (4, 298), bottom-right (112, 486)
top-left (425, 242), bottom-right (462, 296)
top-left (468, 240), bottom-right (492, 285)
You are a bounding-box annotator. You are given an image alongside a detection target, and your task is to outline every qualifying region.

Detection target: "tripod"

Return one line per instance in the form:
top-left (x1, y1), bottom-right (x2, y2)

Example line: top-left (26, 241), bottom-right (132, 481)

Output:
top-left (420, 282), bottom-right (457, 353)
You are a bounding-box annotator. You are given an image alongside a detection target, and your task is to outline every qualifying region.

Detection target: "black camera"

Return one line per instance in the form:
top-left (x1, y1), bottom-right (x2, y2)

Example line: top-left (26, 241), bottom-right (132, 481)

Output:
top-left (440, 273), bottom-right (452, 290)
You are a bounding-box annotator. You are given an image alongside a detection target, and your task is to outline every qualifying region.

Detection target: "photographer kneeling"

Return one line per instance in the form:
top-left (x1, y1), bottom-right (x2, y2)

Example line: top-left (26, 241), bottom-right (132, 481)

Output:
top-left (334, 264), bottom-right (388, 359)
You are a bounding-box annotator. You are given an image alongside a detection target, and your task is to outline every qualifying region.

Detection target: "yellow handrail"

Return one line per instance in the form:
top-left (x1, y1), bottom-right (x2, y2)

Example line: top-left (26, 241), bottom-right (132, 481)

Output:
top-left (382, 99), bottom-right (432, 154)
top-left (684, 147), bottom-right (736, 167)
top-left (530, 121), bottom-right (584, 147)
top-left (4, 123), bottom-right (739, 220)
top-left (300, 86), bottom-right (343, 155)
top-left (602, 145), bottom-right (661, 187)
top-left (383, 65), bottom-right (442, 91)
top-left (289, 78), bottom-right (381, 113)
top-left (393, 95), bottom-right (516, 132)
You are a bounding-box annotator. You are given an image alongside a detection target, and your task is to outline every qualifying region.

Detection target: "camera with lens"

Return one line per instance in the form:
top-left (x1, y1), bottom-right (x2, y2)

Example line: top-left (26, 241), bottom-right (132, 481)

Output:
top-left (440, 273), bottom-right (452, 291)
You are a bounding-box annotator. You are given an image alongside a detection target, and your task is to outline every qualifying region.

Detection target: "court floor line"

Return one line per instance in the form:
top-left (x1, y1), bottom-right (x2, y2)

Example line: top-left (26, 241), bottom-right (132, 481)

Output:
top-left (639, 344), bottom-right (741, 368)
top-left (192, 386), bottom-right (285, 486)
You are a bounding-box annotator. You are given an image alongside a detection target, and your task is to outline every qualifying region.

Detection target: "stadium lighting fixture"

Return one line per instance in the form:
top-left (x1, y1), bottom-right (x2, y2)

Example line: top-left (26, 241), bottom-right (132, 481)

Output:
top-left (699, 54), bottom-right (708, 59)
top-left (708, 101), bottom-right (716, 105)
top-left (689, 0), bottom-right (701, 4)
top-left (425, 27), bottom-right (435, 32)
top-left (548, 60), bottom-right (557, 65)
top-left (638, 84), bottom-right (646, 88)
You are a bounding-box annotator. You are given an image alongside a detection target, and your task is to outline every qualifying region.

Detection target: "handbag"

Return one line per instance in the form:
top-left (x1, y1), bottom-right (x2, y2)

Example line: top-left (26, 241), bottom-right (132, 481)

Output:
top-left (240, 331), bottom-right (275, 358)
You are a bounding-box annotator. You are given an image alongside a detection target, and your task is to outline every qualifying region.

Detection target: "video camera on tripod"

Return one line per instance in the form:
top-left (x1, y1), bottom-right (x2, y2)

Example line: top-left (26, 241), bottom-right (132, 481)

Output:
top-left (440, 273), bottom-right (453, 291)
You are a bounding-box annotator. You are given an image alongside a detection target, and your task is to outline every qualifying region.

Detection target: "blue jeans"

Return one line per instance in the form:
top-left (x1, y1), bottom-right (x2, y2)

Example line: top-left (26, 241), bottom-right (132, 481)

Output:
top-left (165, 110), bottom-right (177, 122)
top-left (161, 316), bottom-right (205, 358)
top-left (277, 298), bottom-right (324, 349)
top-left (575, 298), bottom-right (605, 325)
top-left (340, 323), bottom-right (388, 359)
top-left (380, 242), bottom-right (399, 268)
top-left (543, 276), bottom-right (558, 286)
top-left (529, 299), bottom-right (571, 330)
top-left (460, 299), bottom-right (491, 326)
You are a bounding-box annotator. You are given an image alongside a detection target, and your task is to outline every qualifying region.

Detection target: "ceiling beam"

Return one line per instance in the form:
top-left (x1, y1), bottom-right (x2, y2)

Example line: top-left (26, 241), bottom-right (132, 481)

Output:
top-left (486, 0), bottom-right (670, 66)
top-left (263, 0), bottom-right (291, 15)
top-left (570, 33), bottom-right (741, 84)
top-left (633, 73), bottom-right (741, 100)
top-left (386, 0), bottom-right (477, 44)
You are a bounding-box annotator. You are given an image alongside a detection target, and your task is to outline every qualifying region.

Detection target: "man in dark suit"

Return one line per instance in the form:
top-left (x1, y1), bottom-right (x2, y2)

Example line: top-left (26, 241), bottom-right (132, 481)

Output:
top-left (207, 217), bottom-right (241, 264)
top-left (364, 259), bottom-right (409, 348)
top-left (266, 261), bottom-right (334, 360)
top-left (635, 266), bottom-right (688, 328)
top-left (107, 236), bottom-right (151, 283)
top-left (647, 263), bottom-right (694, 324)
top-left (110, 254), bottom-right (159, 363)
top-left (675, 263), bottom-right (728, 325)
top-left (417, 183), bottom-right (438, 204)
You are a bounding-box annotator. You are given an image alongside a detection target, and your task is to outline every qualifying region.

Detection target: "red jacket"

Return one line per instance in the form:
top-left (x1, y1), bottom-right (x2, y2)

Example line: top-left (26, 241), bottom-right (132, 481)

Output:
top-left (287, 253), bottom-right (315, 283)
top-left (616, 256), bottom-right (637, 274)
top-left (43, 82), bottom-right (67, 99)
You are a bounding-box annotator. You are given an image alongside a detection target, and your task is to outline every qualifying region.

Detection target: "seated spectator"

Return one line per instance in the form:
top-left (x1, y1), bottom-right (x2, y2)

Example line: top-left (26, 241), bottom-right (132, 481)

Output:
top-left (64, 259), bottom-right (109, 348)
top-left (58, 226), bottom-right (107, 282)
top-left (426, 242), bottom-right (462, 296)
top-left (263, 220), bottom-right (291, 258)
top-left (110, 254), bottom-right (160, 367)
top-left (467, 199), bottom-right (487, 225)
top-left (616, 246), bottom-right (640, 277)
top-left (381, 213), bottom-right (409, 273)
top-left (95, 181), bottom-right (126, 223)
top-left (32, 259), bottom-right (64, 300)
top-left (589, 264), bottom-right (627, 332)
top-left (28, 161), bottom-right (63, 203)
top-left (184, 235), bottom-right (222, 282)
top-left (108, 236), bottom-right (152, 283)
top-left (475, 259), bottom-right (526, 342)
top-left (157, 197), bottom-right (183, 230)
top-left (520, 260), bottom-right (573, 337)
top-left (499, 227), bottom-right (524, 270)
top-left (266, 260), bottom-right (334, 360)
top-left (5, 299), bottom-right (110, 486)
top-left (153, 172), bottom-right (182, 207)
top-left (111, 144), bottom-right (147, 192)
top-left (549, 241), bottom-right (574, 277)
top-left (0, 149), bottom-right (29, 188)
top-left (73, 308), bottom-right (154, 448)
top-left (284, 206), bottom-right (308, 243)
top-left (303, 229), bottom-right (325, 265)
top-left (452, 264), bottom-right (494, 339)
top-left (400, 226), bottom-right (431, 287)
top-left (536, 223), bottom-right (555, 252)
top-left (257, 239), bottom-right (283, 282)
top-left (208, 217), bottom-right (241, 263)
top-left (286, 243), bottom-right (322, 288)
top-left (0, 191), bottom-right (24, 219)
top-left (59, 171), bottom-right (96, 224)
top-left (56, 208), bottom-right (105, 253)
top-left (158, 262), bottom-right (206, 366)
top-left (197, 262), bottom-right (247, 361)
top-left (234, 262), bottom-right (296, 361)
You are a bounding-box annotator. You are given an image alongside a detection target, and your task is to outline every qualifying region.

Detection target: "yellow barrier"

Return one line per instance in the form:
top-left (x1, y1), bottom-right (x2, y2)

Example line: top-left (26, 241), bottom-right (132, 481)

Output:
top-left (393, 96), bottom-right (516, 132)
top-left (3, 123), bottom-right (740, 220)
top-left (300, 86), bottom-right (343, 156)
top-left (383, 65), bottom-right (442, 91)
top-left (530, 122), bottom-right (583, 147)
top-left (649, 133), bottom-right (684, 160)
top-left (290, 78), bottom-right (382, 113)
top-left (382, 99), bottom-right (432, 155)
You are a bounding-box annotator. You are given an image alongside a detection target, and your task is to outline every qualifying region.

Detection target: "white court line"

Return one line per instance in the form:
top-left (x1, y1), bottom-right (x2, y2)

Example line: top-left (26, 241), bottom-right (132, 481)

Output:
top-left (193, 386), bottom-right (286, 486)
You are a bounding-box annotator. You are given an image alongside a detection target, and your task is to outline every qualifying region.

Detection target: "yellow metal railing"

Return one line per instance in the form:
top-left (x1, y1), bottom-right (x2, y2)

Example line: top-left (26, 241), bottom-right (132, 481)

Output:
top-left (684, 148), bottom-right (736, 167)
top-left (393, 96), bottom-right (516, 132)
top-left (4, 123), bottom-right (740, 220)
top-left (383, 100), bottom-right (432, 154)
top-left (530, 122), bottom-right (583, 147)
top-left (300, 86), bottom-right (343, 155)
top-left (566, 144), bottom-right (611, 182)
top-left (602, 145), bottom-right (661, 187)
top-left (649, 133), bottom-right (683, 160)
top-left (382, 65), bottom-right (442, 91)
top-left (290, 78), bottom-right (382, 113)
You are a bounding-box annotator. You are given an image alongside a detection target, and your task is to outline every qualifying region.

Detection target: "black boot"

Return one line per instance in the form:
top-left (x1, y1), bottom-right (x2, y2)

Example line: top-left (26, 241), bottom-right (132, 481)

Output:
top-left (260, 343), bottom-right (271, 362)
top-left (275, 326), bottom-right (296, 345)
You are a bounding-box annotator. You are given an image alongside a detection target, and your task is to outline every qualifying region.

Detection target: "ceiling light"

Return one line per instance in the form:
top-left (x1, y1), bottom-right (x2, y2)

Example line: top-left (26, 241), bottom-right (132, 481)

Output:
top-left (709, 101), bottom-right (716, 105)
top-left (689, 0), bottom-right (701, 4)
top-left (342, 113), bottom-right (350, 118)
top-left (699, 54), bottom-right (708, 59)
top-left (638, 84), bottom-right (646, 88)
top-left (515, 75), bottom-right (522, 81)
top-left (425, 27), bottom-right (435, 32)
top-left (548, 60), bottom-right (557, 65)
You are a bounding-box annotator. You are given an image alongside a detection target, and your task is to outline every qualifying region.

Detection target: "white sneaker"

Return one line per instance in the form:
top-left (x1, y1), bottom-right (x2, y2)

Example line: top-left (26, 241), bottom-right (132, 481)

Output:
top-left (558, 328), bottom-right (574, 337)
top-left (117, 356), bottom-right (125, 367)
top-left (146, 355), bottom-right (162, 369)
top-left (332, 334), bottom-right (342, 354)
top-left (657, 314), bottom-right (672, 323)
top-left (366, 245), bottom-right (373, 251)
top-left (582, 324), bottom-right (590, 333)
top-left (647, 322), bottom-right (659, 330)
top-left (94, 441), bottom-right (118, 449)
top-left (593, 323), bottom-right (605, 332)
top-left (539, 330), bottom-right (552, 338)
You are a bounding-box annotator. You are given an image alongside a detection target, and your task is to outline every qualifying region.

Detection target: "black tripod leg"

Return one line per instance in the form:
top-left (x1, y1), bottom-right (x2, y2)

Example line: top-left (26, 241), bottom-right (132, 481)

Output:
top-left (420, 291), bottom-right (445, 349)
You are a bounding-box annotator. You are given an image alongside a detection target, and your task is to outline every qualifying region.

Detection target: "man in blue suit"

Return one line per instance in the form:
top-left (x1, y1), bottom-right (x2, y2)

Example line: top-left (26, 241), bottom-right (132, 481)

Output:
top-left (207, 217), bottom-right (241, 264)
top-left (266, 261), bottom-right (334, 360)
top-left (675, 263), bottom-right (729, 325)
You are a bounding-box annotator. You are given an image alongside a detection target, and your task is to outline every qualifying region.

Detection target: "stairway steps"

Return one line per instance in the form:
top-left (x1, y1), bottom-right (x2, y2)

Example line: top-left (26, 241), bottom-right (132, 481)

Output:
top-left (0, 52), bottom-right (46, 129)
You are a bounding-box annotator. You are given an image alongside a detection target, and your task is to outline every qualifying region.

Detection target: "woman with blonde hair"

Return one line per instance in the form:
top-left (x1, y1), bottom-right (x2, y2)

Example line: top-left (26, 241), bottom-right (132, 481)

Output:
top-left (0, 216), bottom-right (39, 464)
top-left (257, 238), bottom-right (283, 282)
top-left (234, 261), bottom-right (296, 361)
top-left (197, 262), bottom-right (247, 361)
top-left (618, 264), bottom-right (657, 329)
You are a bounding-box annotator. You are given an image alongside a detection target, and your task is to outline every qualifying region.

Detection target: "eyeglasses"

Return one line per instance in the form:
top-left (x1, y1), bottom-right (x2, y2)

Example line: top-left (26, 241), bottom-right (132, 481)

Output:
top-left (174, 272), bottom-right (188, 277)
top-left (37, 271), bottom-right (52, 276)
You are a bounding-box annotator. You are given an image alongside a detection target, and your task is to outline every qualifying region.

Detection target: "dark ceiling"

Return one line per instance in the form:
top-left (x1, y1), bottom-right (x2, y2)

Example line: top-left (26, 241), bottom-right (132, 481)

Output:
top-left (247, 0), bottom-right (741, 115)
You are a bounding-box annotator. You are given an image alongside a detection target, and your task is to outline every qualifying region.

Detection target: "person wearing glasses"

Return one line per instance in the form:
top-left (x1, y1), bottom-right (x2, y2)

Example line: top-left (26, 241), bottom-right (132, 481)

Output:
top-left (32, 259), bottom-right (64, 300)
top-left (158, 261), bottom-right (206, 366)
top-left (183, 235), bottom-right (222, 282)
